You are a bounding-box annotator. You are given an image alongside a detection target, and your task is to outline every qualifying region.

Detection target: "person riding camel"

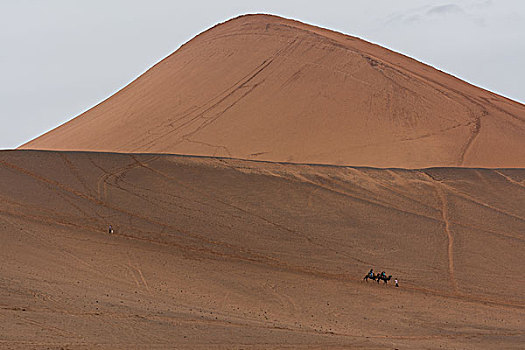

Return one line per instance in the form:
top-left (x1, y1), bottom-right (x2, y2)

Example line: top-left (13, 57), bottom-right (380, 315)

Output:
top-left (381, 271), bottom-right (386, 279)
top-left (369, 268), bottom-right (374, 278)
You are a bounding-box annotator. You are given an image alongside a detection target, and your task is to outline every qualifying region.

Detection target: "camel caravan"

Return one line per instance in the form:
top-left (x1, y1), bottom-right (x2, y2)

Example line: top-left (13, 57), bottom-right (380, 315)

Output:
top-left (364, 269), bottom-right (399, 287)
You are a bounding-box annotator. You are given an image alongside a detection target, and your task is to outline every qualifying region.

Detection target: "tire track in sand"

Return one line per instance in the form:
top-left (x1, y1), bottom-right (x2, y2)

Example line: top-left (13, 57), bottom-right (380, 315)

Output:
top-left (127, 256), bottom-right (152, 295)
top-left (494, 170), bottom-right (525, 188)
top-left (424, 174), bottom-right (459, 293)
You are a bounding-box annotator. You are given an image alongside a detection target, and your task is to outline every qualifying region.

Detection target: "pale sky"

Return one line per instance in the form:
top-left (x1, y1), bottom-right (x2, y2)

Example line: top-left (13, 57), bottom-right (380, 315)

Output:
top-left (1, 0), bottom-right (524, 149)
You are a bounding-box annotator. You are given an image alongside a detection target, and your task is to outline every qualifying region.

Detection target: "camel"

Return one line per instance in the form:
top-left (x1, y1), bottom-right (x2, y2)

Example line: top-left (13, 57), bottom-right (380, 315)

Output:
top-left (376, 274), bottom-right (392, 284)
top-left (363, 272), bottom-right (378, 282)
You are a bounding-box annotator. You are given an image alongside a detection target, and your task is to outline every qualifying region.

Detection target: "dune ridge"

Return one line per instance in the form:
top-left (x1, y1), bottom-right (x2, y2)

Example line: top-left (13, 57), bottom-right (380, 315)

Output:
top-left (20, 14), bottom-right (525, 168)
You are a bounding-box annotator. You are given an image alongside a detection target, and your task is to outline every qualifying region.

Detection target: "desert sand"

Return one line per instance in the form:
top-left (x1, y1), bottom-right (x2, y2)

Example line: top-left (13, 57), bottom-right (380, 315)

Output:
top-left (3, 13), bottom-right (525, 349)
top-left (1, 150), bottom-right (524, 349)
top-left (19, 14), bottom-right (525, 168)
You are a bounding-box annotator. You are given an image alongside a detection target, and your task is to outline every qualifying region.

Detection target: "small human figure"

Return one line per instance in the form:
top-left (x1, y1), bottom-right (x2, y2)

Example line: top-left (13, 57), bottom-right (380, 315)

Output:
top-left (368, 268), bottom-right (374, 278)
top-left (381, 271), bottom-right (386, 279)
top-left (395, 278), bottom-right (399, 287)
top-left (108, 224), bottom-right (113, 234)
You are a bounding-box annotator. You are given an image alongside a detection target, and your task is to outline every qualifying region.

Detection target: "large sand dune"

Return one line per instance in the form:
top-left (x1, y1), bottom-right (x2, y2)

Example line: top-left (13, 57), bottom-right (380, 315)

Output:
top-left (1, 150), bottom-right (523, 349)
top-left (20, 14), bottom-right (525, 168)
top-left (6, 13), bottom-right (525, 349)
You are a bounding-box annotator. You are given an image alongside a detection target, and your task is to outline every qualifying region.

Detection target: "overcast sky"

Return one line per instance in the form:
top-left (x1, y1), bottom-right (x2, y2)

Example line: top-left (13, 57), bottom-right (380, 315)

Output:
top-left (1, 0), bottom-right (524, 149)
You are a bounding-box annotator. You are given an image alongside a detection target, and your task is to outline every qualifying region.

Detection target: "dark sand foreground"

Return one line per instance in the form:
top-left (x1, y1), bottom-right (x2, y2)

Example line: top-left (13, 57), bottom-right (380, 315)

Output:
top-left (1, 150), bottom-right (523, 349)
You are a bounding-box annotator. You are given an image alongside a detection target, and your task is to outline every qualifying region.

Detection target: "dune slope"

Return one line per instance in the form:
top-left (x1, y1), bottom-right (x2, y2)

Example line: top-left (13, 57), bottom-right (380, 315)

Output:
top-left (19, 14), bottom-right (525, 168)
top-left (1, 150), bottom-right (524, 349)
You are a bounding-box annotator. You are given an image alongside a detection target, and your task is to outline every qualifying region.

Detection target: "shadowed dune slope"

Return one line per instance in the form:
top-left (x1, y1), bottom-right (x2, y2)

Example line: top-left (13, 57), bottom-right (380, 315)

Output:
top-left (1, 150), bottom-right (524, 349)
top-left (19, 14), bottom-right (525, 168)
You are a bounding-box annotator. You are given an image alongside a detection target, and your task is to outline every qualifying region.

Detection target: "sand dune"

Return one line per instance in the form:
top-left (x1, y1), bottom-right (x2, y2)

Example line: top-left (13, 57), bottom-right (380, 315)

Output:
top-left (19, 14), bottom-right (525, 168)
top-left (6, 14), bottom-right (525, 349)
top-left (1, 150), bottom-right (523, 349)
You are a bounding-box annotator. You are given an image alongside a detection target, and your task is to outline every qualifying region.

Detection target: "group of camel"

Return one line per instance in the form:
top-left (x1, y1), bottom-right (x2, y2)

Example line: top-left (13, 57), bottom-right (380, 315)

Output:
top-left (363, 271), bottom-right (393, 284)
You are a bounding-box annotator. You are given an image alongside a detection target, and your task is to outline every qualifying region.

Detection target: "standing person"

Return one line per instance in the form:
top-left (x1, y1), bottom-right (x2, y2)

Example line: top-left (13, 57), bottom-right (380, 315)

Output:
top-left (395, 278), bottom-right (399, 287)
top-left (108, 224), bottom-right (113, 234)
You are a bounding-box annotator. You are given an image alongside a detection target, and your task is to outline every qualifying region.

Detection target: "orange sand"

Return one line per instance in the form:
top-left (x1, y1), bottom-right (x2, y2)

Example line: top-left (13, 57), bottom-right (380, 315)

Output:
top-left (5, 14), bottom-right (525, 349)
top-left (20, 15), bottom-right (525, 168)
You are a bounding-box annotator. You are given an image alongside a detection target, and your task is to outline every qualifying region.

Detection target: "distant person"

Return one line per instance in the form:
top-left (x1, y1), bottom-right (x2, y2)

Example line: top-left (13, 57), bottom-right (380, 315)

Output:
top-left (381, 271), bottom-right (386, 279)
top-left (368, 268), bottom-right (374, 278)
top-left (108, 225), bottom-right (113, 234)
top-left (395, 278), bottom-right (399, 287)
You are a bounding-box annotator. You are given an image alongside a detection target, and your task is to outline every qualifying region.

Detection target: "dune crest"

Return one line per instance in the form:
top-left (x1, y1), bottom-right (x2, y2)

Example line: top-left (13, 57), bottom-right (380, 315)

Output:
top-left (20, 15), bottom-right (525, 168)
top-left (20, 14), bottom-right (525, 167)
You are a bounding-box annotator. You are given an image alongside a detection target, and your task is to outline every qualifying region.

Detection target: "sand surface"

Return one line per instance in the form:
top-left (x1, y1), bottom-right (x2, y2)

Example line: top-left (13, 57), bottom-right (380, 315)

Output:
top-left (1, 150), bottom-right (523, 349)
top-left (20, 14), bottom-right (525, 168)
top-left (7, 13), bottom-right (525, 349)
